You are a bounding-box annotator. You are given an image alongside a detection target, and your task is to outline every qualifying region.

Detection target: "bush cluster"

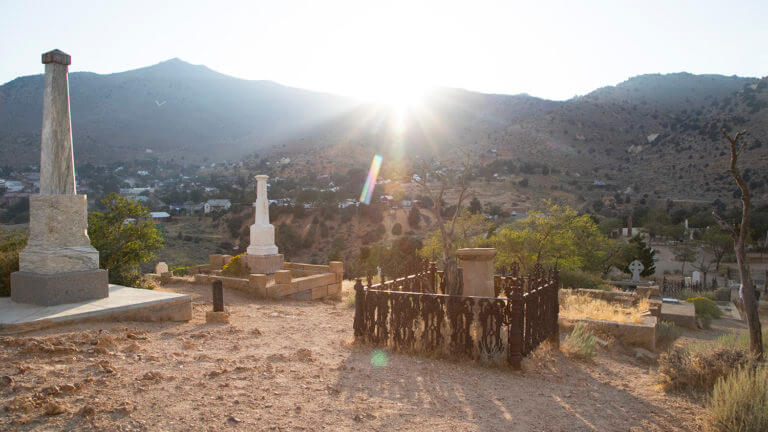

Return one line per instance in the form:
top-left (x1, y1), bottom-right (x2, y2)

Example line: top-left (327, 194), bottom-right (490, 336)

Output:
top-left (0, 230), bottom-right (28, 297)
top-left (708, 365), bottom-right (768, 432)
top-left (656, 321), bottom-right (683, 349)
top-left (562, 322), bottom-right (597, 361)
top-left (686, 296), bottom-right (723, 329)
top-left (658, 345), bottom-right (751, 393)
top-left (221, 253), bottom-right (249, 277)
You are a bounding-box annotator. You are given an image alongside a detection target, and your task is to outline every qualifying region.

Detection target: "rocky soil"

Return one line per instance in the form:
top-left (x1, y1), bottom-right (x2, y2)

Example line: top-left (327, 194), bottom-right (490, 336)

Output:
top-left (0, 282), bottom-right (705, 431)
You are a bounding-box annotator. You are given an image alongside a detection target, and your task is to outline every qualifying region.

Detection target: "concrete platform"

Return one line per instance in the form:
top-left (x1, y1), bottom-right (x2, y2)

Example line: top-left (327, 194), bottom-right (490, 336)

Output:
top-left (0, 285), bottom-right (191, 335)
top-left (660, 301), bottom-right (697, 329)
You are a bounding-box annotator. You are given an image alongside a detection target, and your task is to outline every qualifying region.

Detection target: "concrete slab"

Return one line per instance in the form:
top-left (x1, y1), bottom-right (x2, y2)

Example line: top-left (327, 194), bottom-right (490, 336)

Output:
top-left (0, 285), bottom-right (191, 335)
top-left (660, 301), bottom-right (697, 329)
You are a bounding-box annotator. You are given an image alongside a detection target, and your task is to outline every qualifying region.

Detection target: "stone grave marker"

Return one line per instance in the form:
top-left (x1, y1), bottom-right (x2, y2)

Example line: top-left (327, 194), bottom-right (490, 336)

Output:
top-left (155, 262), bottom-right (169, 274)
top-left (629, 260), bottom-right (644, 283)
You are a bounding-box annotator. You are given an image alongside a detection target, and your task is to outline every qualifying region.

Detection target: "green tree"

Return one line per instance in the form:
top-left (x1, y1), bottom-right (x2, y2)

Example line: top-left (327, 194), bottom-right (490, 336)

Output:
top-left (615, 235), bottom-right (656, 277)
top-left (468, 197), bottom-right (483, 214)
top-left (88, 194), bottom-right (164, 286)
top-left (391, 222), bottom-right (403, 235)
top-left (490, 202), bottom-right (610, 272)
top-left (488, 202), bottom-right (611, 274)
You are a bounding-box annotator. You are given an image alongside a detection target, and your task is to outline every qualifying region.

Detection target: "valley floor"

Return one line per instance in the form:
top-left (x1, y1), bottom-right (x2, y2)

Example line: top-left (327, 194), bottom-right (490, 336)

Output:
top-left (1, 282), bottom-right (707, 432)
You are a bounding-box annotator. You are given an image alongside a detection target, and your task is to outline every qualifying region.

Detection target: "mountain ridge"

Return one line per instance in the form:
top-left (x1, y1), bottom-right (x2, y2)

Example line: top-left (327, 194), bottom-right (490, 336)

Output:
top-left (1, 60), bottom-right (766, 201)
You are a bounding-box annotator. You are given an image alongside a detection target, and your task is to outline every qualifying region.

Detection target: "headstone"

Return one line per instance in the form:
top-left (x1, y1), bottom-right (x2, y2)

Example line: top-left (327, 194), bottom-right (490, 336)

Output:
top-left (245, 175), bottom-right (284, 274)
top-left (628, 260), bottom-right (644, 282)
top-left (691, 271), bottom-right (702, 285)
top-left (456, 248), bottom-right (496, 297)
top-left (155, 262), bottom-right (169, 274)
top-left (11, 50), bottom-right (108, 306)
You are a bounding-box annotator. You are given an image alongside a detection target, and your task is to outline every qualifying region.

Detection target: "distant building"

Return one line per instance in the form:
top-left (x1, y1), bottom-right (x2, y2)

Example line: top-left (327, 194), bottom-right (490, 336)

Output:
top-left (4, 181), bottom-right (24, 193)
top-left (150, 212), bottom-right (171, 222)
top-left (338, 199), bottom-right (359, 209)
top-left (204, 199), bottom-right (231, 214)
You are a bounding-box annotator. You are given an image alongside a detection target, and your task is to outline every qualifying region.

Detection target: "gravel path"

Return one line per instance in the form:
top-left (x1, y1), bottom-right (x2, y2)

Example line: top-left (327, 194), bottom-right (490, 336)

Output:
top-left (0, 283), bottom-right (704, 431)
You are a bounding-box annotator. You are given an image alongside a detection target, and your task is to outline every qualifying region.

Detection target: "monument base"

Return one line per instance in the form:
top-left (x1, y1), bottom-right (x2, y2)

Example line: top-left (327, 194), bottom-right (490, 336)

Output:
top-left (11, 269), bottom-right (108, 306)
top-left (245, 253), bottom-right (284, 275)
top-left (0, 285), bottom-right (191, 335)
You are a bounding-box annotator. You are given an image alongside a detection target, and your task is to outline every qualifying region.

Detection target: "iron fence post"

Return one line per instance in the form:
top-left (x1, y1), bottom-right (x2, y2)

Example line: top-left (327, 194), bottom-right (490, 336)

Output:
top-left (508, 285), bottom-right (523, 370)
top-left (353, 278), bottom-right (366, 340)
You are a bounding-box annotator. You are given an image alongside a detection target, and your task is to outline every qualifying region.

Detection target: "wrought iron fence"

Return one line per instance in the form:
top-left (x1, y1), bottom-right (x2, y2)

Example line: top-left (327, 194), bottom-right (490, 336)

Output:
top-left (659, 276), bottom-right (706, 298)
top-left (353, 262), bottom-right (560, 369)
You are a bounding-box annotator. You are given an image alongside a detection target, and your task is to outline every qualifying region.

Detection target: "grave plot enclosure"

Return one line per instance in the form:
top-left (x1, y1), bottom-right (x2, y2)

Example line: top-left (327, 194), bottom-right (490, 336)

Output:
top-left (353, 263), bottom-right (560, 369)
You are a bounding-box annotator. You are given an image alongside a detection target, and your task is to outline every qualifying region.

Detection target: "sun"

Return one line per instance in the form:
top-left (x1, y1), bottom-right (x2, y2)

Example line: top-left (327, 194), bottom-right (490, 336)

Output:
top-left (368, 80), bottom-right (426, 110)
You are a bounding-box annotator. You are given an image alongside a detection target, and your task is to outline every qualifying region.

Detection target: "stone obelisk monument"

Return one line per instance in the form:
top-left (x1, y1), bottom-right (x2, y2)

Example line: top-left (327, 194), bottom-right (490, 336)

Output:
top-left (245, 175), bottom-right (283, 274)
top-left (11, 50), bottom-right (108, 305)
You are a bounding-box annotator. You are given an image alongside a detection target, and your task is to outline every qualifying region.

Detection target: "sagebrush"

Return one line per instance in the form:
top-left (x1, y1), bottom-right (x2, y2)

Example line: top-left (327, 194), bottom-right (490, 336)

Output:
top-left (562, 322), bottom-right (597, 361)
top-left (708, 364), bottom-right (768, 432)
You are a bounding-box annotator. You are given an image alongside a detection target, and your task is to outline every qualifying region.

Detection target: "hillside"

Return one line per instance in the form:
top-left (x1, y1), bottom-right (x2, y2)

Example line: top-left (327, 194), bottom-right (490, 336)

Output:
top-left (1, 60), bottom-right (766, 201)
top-left (274, 74), bottom-right (768, 202)
top-left (0, 59), bottom-right (356, 166)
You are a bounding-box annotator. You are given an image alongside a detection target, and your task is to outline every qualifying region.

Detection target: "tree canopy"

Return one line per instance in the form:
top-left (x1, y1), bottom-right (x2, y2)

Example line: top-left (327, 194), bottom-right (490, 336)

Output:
top-left (488, 202), bottom-right (610, 274)
top-left (88, 194), bottom-right (164, 286)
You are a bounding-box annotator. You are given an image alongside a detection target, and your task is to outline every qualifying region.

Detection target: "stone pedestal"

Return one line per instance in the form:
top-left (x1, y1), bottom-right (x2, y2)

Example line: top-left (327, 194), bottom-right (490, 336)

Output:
top-left (246, 175), bottom-right (282, 273)
top-left (10, 49), bottom-right (108, 306)
top-left (11, 270), bottom-right (108, 306)
top-left (12, 175), bottom-right (107, 306)
top-left (456, 248), bottom-right (496, 297)
top-left (245, 253), bottom-right (284, 275)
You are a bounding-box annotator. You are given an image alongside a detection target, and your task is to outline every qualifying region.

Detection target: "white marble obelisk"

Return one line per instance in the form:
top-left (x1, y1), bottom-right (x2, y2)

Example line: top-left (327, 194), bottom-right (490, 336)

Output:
top-left (245, 175), bottom-right (283, 274)
top-left (11, 50), bottom-right (108, 305)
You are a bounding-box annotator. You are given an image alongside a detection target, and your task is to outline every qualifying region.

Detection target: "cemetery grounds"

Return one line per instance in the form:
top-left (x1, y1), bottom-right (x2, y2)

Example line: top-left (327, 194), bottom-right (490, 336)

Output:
top-left (1, 280), bottom-right (737, 432)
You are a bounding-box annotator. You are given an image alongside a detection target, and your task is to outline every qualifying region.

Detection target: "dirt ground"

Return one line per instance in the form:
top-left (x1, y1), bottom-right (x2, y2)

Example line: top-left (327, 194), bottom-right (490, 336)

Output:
top-left (1, 282), bottom-right (708, 432)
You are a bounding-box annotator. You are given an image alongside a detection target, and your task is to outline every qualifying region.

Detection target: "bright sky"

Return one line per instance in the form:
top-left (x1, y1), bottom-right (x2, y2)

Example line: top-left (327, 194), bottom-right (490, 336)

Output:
top-left (1, 0), bottom-right (766, 102)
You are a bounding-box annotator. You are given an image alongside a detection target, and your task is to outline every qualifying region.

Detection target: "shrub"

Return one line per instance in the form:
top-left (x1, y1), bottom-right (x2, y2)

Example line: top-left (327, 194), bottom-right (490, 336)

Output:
top-left (222, 253), bottom-right (249, 277)
top-left (708, 365), bottom-right (768, 432)
top-left (558, 268), bottom-right (602, 290)
top-left (658, 346), bottom-right (751, 393)
top-left (391, 223), bottom-right (402, 236)
top-left (677, 289), bottom-right (730, 302)
top-left (0, 229), bottom-right (27, 297)
top-left (656, 321), bottom-right (683, 349)
top-left (170, 266), bottom-right (189, 277)
top-left (562, 322), bottom-right (597, 361)
top-left (686, 296), bottom-right (723, 320)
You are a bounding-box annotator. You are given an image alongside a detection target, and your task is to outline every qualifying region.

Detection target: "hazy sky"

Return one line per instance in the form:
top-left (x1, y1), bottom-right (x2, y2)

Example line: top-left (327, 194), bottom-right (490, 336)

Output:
top-left (1, 0), bottom-right (766, 102)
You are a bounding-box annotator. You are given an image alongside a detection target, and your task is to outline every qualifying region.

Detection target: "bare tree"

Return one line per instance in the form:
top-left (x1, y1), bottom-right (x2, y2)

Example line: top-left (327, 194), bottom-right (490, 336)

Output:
top-left (714, 129), bottom-right (763, 359)
top-left (414, 152), bottom-right (471, 295)
top-left (691, 250), bottom-right (712, 290)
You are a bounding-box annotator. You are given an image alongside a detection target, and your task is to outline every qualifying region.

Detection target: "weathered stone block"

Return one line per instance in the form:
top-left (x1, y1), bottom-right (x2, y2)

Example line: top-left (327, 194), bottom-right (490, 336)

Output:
top-left (266, 282), bottom-right (298, 298)
top-left (311, 285), bottom-right (328, 299)
top-left (456, 248), bottom-right (496, 297)
top-left (327, 282), bottom-right (341, 297)
top-left (330, 261), bottom-right (344, 281)
top-left (275, 270), bottom-right (292, 284)
top-left (245, 253), bottom-right (283, 275)
top-left (209, 254), bottom-right (225, 268)
top-left (11, 269), bottom-right (108, 306)
top-left (205, 311), bottom-right (230, 324)
top-left (294, 273), bottom-right (335, 291)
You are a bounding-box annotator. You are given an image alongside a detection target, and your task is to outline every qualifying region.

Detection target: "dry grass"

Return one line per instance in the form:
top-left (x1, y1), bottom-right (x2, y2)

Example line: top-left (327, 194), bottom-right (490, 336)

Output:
top-left (559, 293), bottom-right (649, 323)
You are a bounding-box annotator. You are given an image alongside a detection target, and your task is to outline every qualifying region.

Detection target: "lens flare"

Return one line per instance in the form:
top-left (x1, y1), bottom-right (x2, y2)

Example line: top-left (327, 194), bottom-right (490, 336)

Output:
top-left (370, 349), bottom-right (388, 367)
top-left (360, 154), bottom-right (383, 205)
